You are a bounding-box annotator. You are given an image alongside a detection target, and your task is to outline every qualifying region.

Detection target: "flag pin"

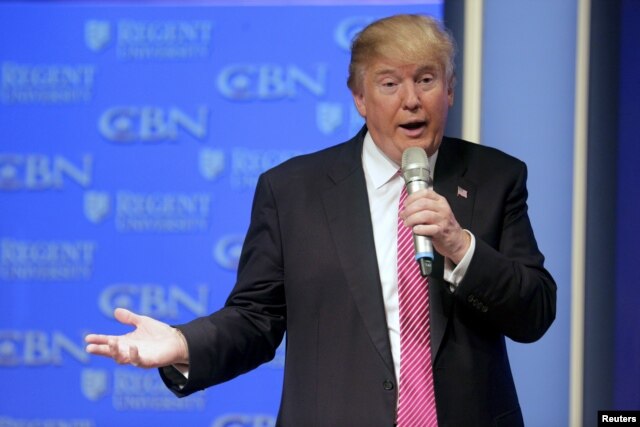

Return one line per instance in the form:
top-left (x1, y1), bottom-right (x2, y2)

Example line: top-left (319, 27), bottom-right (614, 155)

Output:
top-left (457, 186), bottom-right (468, 198)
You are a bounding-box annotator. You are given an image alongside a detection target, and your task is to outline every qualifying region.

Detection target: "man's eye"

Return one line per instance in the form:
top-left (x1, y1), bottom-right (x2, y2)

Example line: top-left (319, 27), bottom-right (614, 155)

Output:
top-left (382, 81), bottom-right (397, 87)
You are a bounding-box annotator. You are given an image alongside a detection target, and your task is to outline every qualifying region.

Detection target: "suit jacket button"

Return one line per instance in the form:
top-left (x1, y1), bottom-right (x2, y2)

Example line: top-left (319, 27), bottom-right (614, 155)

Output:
top-left (383, 380), bottom-right (394, 391)
top-left (467, 295), bottom-right (475, 303)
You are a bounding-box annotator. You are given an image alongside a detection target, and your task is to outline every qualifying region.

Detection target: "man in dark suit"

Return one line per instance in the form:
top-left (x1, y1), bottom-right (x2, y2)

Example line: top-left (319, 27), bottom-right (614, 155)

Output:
top-left (86, 14), bottom-right (556, 426)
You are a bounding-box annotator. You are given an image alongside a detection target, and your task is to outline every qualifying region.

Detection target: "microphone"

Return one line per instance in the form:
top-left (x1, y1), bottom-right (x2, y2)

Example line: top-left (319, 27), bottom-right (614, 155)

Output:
top-left (401, 147), bottom-right (434, 277)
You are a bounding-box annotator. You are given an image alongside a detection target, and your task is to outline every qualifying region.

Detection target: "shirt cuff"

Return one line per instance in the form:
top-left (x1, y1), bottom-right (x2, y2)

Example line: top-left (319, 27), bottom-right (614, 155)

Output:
top-left (161, 363), bottom-right (190, 390)
top-left (173, 363), bottom-right (190, 379)
top-left (443, 230), bottom-right (475, 291)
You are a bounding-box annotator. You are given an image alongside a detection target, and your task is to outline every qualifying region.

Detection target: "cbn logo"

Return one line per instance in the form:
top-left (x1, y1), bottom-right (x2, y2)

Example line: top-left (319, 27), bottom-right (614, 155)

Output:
top-left (85, 20), bottom-right (112, 52)
top-left (99, 284), bottom-right (210, 319)
top-left (0, 154), bottom-right (92, 191)
top-left (211, 414), bottom-right (276, 427)
top-left (0, 330), bottom-right (89, 366)
top-left (213, 234), bottom-right (244, 270)
top-left (334, 16), bottom-right (375, 51)
top-left (217, 64), bottom-right (327, 101)
top-left (98, 105), bottom-right (209, 142)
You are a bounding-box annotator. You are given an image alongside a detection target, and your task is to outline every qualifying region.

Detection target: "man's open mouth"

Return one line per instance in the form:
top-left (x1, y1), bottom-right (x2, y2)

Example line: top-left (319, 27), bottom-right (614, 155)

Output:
top-left (400, 121), bottom-right (426, 130)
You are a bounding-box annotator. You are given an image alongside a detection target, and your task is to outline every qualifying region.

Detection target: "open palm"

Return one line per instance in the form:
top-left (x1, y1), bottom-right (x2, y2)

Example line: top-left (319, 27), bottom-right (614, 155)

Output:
top-left (85, 307), bottom-right (188, 368)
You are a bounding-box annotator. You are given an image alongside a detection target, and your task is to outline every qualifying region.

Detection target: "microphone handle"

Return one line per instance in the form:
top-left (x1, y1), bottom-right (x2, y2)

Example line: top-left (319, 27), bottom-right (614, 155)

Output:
top-left (405, 179), bottom-right (434, 277)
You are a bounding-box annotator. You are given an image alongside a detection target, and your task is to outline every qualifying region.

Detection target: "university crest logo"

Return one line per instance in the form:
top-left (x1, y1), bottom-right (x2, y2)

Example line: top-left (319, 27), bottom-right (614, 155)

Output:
top-left (81, 368), bottom-right (109, 401)
top-left (84, 191), bottom-right (111, 224)
top-left (85, 20), bottom-right (111, 52)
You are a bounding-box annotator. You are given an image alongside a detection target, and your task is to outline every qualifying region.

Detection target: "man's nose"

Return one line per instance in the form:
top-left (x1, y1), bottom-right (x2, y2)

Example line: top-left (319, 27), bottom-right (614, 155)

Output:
top-left (403, 85), bottom-right (421, 110)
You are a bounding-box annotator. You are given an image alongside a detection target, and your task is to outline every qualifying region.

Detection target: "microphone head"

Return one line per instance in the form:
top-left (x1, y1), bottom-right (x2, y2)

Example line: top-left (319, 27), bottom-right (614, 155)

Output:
top-left (401, 147), bottom-right (430, 184)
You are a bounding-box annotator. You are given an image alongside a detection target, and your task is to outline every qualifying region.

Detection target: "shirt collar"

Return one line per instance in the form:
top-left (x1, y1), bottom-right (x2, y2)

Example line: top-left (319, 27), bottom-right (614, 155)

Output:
top-left (362, 131), bottom-right (439, 189)
top-left (362, 132), bottom-right (399, 189)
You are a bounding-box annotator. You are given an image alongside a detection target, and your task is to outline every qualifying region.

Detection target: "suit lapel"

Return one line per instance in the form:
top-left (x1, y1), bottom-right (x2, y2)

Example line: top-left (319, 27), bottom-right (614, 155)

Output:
top-left (321, 132), bottom-right (395, 376)
top-left (430, 138), bottom-right (477, 362)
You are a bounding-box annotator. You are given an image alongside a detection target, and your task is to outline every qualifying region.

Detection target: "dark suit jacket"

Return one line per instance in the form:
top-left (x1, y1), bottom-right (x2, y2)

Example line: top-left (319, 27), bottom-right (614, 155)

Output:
top-left (161, 127), bottom-right (557, 427)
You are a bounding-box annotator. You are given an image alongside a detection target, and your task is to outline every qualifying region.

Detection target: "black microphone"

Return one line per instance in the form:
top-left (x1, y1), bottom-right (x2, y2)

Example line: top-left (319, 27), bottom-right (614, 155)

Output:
top-left (401, 147), bottom-right (434, 277)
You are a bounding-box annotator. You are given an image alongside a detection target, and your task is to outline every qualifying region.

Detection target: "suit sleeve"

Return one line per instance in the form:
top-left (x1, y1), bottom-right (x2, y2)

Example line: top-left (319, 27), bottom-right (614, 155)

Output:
top-left (454, 162), bottom-right (557, 343)
top-left (161, 173), bottom-right (287, 396)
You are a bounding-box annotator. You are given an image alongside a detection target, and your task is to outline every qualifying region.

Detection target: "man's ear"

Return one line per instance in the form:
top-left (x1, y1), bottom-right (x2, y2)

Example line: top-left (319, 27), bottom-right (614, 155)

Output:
top-left (352, 91), bottom-right (367, 118)
top-left (447, 76), bottom-right (455, 107)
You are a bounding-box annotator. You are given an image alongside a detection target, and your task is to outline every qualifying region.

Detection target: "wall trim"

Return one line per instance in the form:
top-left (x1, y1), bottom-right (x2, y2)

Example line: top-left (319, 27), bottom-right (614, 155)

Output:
top-left (570, 0), bottom-right (591, 425)
top-left (461, 0), bottom-right (483, 144)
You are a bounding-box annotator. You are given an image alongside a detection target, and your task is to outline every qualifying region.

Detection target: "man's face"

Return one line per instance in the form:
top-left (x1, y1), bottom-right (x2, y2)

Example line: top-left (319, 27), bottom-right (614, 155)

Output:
top-left (352, 57), bottom-right (453, 163)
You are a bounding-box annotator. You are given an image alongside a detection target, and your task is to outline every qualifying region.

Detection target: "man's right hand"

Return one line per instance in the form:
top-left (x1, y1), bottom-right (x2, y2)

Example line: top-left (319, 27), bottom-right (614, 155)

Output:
top-left (85, 308), bottom-right (189, 368)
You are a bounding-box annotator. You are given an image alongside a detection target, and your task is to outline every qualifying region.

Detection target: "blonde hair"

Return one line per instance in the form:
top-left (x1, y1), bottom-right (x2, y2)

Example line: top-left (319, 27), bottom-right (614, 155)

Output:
top-left (347, 14), bottom-right (456, 93)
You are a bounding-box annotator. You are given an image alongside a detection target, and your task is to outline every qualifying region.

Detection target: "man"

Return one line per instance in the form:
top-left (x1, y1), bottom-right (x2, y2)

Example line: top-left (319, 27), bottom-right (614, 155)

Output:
top-left (86, 14), bottom-right (556, 426)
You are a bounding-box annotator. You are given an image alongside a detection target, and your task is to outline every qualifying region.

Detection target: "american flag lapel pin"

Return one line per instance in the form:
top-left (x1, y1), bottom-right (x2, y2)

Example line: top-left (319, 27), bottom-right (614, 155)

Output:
top-left (457, 186), bottom-right (468, 199)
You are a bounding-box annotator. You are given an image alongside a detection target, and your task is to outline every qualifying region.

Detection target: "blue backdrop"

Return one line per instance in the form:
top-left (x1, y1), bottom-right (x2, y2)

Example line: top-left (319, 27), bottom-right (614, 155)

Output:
top-left (0, 2), bottom-right (578, 426)
top-left (0, 3), bottom-right (444, 427)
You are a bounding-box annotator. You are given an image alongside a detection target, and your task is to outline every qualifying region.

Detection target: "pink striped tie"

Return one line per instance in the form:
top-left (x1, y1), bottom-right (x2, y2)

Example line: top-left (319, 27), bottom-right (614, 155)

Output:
top-left (396, 184), bottom-right (438, 427)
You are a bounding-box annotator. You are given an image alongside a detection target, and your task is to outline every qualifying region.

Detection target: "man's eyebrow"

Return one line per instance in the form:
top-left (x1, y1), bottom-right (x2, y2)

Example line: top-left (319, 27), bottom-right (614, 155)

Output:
top-left (416, 64), bottom-right (439, 74)
top-left (372, 68), bottom-right (398, 77)
top-left (371, 64), bottom-right (439, 77)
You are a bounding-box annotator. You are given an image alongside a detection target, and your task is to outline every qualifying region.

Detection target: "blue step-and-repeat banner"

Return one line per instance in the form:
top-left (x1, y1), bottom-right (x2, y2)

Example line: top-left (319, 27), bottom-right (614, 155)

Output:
top-left (0, 2), bottom-right (443, 426)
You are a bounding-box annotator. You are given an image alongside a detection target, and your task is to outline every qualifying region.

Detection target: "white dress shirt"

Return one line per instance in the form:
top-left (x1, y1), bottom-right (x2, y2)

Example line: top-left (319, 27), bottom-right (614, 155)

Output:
top-left (361, 132), bottom-right (475, 382)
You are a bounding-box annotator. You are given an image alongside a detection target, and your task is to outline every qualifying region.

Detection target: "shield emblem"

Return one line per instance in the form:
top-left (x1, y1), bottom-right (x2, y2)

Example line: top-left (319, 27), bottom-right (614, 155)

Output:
top-left (85, 20), bottom-right (111, 52)
top-left (316, 102), bottom-right (343, 135)
top-left (81, 368), bottom-right (108, 401)
top-left (84, 191), bottom-right (110, 224)
top-left (199, 148), bottom-right (225, 181)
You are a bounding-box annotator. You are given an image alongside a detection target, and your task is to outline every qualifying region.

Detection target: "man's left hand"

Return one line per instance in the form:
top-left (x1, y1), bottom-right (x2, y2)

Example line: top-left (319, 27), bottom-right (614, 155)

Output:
top-left (400, 188), bottom-right (471, 264)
